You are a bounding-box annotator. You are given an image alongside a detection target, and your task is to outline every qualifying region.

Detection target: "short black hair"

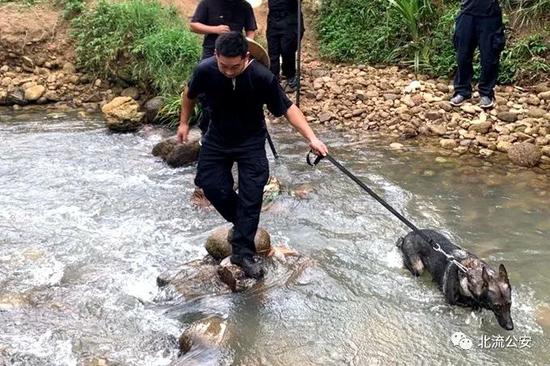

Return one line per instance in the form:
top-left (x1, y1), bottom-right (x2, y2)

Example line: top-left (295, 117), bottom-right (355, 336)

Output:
top-left (215, 31), bottom-right (248, 58)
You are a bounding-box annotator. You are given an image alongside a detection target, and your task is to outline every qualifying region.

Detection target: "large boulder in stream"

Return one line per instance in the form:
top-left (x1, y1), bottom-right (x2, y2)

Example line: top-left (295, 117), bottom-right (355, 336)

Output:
top-left (101, 96), bottom-right (144, 132)
top-left (204, 226), bottom-right (272, 261)
top-left (152, 130), bottom-right (201, 167)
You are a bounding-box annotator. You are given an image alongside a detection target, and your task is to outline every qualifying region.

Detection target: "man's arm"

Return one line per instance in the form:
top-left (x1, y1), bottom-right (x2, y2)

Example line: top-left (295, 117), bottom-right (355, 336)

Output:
top-left (190, 22), bottom-right (230, 35)
top-left (284, 104), bottom-right (328, 156)
top-left (176, 89), bottom-right (197, 144)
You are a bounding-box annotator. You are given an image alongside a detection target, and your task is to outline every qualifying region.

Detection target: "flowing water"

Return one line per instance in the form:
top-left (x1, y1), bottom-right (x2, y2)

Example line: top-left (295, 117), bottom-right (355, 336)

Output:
top-left (0, 110), bottom-right (549, 366)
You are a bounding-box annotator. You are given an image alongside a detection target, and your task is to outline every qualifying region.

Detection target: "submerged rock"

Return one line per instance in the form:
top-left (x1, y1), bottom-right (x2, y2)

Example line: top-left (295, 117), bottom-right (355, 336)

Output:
top-left (178, 316), bottom-right (228, 355)
top-left (157, 257), bottom-right (230, 298)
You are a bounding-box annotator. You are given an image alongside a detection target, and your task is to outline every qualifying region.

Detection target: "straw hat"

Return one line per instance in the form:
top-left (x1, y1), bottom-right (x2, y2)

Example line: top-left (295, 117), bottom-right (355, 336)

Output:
top-left (246, 37), bottom-right (270, 69)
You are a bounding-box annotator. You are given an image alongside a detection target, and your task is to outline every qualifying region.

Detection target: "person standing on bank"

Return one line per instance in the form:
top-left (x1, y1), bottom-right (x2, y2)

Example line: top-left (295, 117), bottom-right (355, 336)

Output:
top-left (190, 0), bottom-right (258, 60)
top-left (266, 0), bottom-right (304, 90)
top-left (450, 0), bottom-right (506, 109)
top-left (176, 32), bottom-right (328, 279)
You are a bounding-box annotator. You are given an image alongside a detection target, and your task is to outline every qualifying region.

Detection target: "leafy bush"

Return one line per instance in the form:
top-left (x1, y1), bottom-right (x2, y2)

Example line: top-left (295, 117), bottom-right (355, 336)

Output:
top-left (71, 0), bottom-right (201, 124)
top-left (316, 0), bottom-right (405, 64)
top-left (316, 0), bottom-right (548, 84)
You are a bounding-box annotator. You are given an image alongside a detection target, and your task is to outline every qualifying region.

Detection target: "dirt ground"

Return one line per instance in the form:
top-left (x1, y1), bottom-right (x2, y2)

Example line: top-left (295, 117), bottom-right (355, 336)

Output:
top-left (0, 2), bottom-right (73, 64)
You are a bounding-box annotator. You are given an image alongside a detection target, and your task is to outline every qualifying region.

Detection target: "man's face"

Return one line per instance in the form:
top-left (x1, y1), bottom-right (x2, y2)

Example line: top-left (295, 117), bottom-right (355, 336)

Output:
top-left (215, 53), bottom-right (249, 79)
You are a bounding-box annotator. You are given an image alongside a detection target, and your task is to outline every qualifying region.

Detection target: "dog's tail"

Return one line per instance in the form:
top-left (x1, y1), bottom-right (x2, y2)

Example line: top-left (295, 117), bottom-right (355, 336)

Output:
top-left (396, 237), bottom-right (405, 249)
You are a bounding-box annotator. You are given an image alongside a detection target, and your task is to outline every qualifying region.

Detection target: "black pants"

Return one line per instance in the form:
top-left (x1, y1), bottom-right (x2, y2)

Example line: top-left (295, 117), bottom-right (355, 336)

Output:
top-left (267, 13), bottom-right (304, 79)
top-left (195, 140), bottom-right (269, 258)
top-left (453, 12), bottom-right (505, 98)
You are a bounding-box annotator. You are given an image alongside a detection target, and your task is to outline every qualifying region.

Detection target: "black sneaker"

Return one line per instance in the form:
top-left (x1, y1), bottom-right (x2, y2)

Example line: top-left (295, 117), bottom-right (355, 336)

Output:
top-left (449, 94), bottom-right (470, 107)
top-left (230, 255), bottom-right (264, 279)
top-left (287, 76), bottom-right (298, 90)
top-left (479, 96), bottom-right (495, 109)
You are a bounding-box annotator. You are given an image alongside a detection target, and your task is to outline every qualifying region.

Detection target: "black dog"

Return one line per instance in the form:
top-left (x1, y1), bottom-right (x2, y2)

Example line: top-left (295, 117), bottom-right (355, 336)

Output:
top-left (397, 229), bottom-right (513, 330)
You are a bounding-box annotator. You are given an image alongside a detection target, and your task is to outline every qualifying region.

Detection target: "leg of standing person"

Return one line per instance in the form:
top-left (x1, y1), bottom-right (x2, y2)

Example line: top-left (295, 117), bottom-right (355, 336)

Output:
top-left (267, 26), bottom-right (283, 80)
top-left (230, 145), bottom-right (269, 260)
top-left (451, 13), bottom-right (478, 105)
top-left (478, 14), bottom-right (505, 108)
top-left (195, 142), bottom-right (238, 224)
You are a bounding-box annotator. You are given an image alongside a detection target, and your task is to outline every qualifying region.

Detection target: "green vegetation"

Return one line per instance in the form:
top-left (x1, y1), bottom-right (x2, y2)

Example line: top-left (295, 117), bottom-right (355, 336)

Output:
top-left (316, 0), bottom-right (550, 84)
top-left (71, 0), bottom-right (201, 124)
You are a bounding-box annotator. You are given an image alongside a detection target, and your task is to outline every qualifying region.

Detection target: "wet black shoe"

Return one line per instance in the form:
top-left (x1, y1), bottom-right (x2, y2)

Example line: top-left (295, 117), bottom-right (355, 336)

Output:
top-left (230, 255), bottom-right (264, 279)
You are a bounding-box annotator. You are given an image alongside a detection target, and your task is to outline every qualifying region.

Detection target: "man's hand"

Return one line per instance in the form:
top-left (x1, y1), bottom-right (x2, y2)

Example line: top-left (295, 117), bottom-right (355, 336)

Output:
top-left (309, 138), bottom-right (328, 157)
top-left (176, 123), bottom-right (189, 144)
top-left (214, 25), bottom-right (230, 34)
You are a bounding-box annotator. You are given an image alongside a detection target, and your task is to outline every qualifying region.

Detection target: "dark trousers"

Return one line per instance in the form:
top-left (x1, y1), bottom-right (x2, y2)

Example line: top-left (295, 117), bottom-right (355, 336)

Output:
top-left (453, 12), bottom-right (505, 98)
top-left (267, 14), bottom-right (303, 79)
top-left (195, 140), bottom-right (269, 258)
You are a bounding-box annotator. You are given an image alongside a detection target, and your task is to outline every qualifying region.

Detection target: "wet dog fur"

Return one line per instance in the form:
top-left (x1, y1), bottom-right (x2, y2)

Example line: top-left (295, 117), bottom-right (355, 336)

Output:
top-left (397, 229), bottom-right (513, 330)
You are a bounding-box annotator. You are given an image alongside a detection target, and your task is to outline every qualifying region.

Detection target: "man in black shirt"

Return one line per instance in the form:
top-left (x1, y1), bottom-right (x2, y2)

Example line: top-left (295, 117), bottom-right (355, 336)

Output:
top-left (190, 0), bottom-right (258, 60)
top-left (450, 0), bottom-right (505, 109)
top-left (266, 0), bottom-right (303, 90)
top-left (176, 32), bottom-right (328, 279)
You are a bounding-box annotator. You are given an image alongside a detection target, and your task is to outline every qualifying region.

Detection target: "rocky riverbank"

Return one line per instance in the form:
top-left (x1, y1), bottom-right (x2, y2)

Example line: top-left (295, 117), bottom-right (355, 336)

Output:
top-left (2, 1), bottom-right (550, 170)
top-left (292, 58), bottom-right (550, 169)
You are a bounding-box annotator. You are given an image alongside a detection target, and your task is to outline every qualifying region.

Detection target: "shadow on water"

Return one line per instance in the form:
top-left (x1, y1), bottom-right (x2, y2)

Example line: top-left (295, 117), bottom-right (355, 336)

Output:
top-left (0, 111), bottom-right (549, 365)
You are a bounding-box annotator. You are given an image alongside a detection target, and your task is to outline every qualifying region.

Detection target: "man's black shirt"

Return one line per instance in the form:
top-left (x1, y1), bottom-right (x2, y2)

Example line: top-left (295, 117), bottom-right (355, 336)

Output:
top-left (191, 0), bottom-right (257, 56)
top-left (187, 57), bottom-right (292, 147)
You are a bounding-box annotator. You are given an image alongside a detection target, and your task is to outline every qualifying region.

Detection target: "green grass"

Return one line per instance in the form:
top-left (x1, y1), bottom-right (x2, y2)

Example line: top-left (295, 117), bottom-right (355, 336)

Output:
top-left (71, 0), bottom-right (201, 124)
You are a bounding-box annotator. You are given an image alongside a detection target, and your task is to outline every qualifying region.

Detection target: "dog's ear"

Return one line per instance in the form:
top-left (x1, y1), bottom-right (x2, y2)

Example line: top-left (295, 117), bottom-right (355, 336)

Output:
top-left (499, 264), bottom-right (509, 283)
top-left (482, 267), bottom-right (490, 288)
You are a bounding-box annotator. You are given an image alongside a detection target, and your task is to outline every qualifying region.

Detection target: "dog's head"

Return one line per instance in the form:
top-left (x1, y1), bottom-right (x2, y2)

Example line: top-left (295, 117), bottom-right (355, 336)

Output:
top-left (466, 264), bottom-right (513, 330)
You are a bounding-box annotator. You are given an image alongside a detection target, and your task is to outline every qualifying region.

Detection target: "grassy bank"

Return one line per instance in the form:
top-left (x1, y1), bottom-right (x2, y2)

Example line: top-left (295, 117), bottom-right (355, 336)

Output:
top-left (70, 0), bottom-right (201, 124)
top-left (316, 0), bottom-right (550, 84)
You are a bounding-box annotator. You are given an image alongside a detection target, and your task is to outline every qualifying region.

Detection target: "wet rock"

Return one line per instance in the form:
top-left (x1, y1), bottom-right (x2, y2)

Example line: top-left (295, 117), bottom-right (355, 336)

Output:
top-left (156, 257), bottom-right (229, 297)
top-left (538, 91), bottom-right (550, 100)
top-left (541, 146), bottom-right (550, 157)
top-left (497, 111), bottom-right (518, 123)
top-left (151, 130), bottom-right (201, 167)
top-left (101, 96), bottom-right (144, 132)
top-left (121, 87), bottom-right (140, 100)
top-left (24, 85), bottom-right (45, 101)
top-left (389, 142), bottom-right (404, 150)
top-left (508, 142), bottom-right (541, 167)
top-left (205, 226), bottom-right (271, 260)
top-left (191, 187), bottom-right (211, 209)
top-left (217, 257), bottom-right (257, 292)
top-left (179, 316), bottom-right (228, 355)
top-left (143, 96), bottom-right (164, 123)
top-left (7, 89), bottom-right (27, 105)
top-left (440, 139), bottom-right (457, 149)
